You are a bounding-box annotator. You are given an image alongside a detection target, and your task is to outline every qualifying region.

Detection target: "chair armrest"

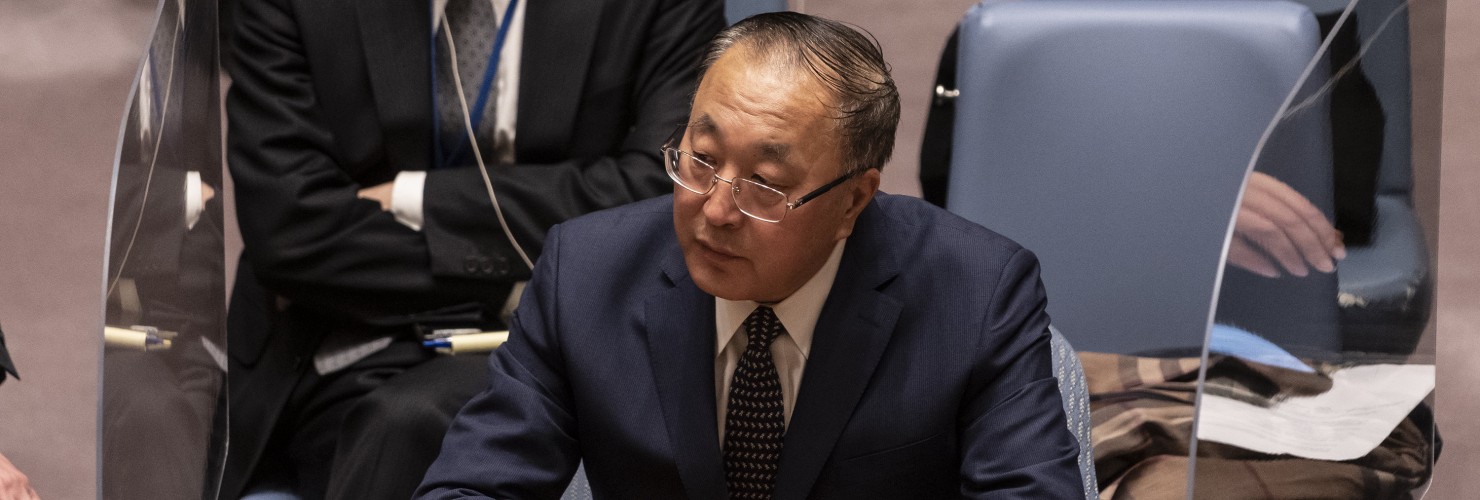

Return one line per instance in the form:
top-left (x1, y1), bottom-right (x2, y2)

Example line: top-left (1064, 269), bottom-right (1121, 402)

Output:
top-left (1339, 195), bottom-right (1429, 301)
top-left (1338, 195), bottom-right (1433, 353)
top-left (1049, 326), bottom-right (1099, 499)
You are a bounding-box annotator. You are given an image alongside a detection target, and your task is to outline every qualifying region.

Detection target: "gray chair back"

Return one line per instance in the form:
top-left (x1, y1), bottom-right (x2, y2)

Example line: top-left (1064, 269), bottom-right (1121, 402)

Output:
top-left (948, 0), bottom-right (1334, 354)
top-left (1295, 0), bottom-right (1433, 353)
top-left (725, 0), bottom-right (787, 24)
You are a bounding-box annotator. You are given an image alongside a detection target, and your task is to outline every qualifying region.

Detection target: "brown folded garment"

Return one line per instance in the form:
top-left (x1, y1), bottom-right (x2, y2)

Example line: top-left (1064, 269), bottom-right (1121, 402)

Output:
top-left (1082, 352), bottom-right (1433, 500)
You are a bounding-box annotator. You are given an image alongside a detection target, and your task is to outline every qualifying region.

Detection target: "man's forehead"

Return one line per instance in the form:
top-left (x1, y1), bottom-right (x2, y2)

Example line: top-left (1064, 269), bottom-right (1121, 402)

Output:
top-left (688, 113), bottom-right (794, 165)
top-left (689, 114), bottom-right (719, 135)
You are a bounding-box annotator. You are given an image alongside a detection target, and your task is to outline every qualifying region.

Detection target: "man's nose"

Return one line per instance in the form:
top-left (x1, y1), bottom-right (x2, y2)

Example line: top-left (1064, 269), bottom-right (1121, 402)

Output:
top-left (702, 181), bottom-right (745, 227)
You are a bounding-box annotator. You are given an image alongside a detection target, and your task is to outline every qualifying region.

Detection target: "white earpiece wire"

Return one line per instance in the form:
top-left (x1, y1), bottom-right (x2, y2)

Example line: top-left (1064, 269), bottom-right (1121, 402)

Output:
top-left (440, 15), bottom-right (534, 271)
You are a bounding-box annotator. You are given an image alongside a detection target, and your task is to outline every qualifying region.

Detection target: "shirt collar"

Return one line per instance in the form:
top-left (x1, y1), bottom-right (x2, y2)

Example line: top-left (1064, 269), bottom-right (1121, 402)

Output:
top-left (715, 240), bottom-right (847, 359)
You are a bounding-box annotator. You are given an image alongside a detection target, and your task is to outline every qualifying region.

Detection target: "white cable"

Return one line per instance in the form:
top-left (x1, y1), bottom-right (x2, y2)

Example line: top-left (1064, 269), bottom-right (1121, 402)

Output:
top-left (440, 16), bottom-right (534, 271)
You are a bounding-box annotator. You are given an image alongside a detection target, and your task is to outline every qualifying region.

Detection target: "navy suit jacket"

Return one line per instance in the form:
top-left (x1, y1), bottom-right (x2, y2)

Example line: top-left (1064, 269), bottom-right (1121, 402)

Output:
top-left (416, 193), bottom-right (1082, 499)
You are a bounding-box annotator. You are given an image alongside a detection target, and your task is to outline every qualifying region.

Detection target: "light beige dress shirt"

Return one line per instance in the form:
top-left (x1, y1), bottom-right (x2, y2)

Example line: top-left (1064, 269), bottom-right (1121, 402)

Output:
top-left (714, 240), bottom-right (847, 443)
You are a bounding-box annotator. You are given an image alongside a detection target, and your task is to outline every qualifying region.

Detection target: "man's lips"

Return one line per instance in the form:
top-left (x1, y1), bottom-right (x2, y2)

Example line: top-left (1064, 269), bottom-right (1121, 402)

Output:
top-left (696, 239), bottom-right (741, 260)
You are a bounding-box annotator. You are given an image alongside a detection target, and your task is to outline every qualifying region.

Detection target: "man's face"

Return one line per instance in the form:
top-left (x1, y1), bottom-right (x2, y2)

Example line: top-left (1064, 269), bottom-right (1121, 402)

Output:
top-left (674, 47), bottom-right (881, 303)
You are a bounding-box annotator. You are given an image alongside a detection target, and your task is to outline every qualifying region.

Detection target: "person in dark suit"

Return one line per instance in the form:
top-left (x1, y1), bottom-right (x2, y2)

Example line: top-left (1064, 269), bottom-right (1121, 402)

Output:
top-left (222, 0), bottom-right (724, 498)
top-left (416, 13), bottom-right (1082, 499)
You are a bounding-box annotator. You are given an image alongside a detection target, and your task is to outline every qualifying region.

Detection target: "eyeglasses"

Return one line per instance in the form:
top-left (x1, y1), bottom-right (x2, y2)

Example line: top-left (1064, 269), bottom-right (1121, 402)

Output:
top-left (661, 125), bottom-right (859, 223)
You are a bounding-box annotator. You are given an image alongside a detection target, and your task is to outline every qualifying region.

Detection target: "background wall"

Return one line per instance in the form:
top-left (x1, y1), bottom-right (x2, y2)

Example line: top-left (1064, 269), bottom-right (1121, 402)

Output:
top-left (0, 1), bottom-right (154, 498)
top-left (1426, 0), bottom-right (1479, 493)
top-left (0, 0), bottom-right (1473, 497)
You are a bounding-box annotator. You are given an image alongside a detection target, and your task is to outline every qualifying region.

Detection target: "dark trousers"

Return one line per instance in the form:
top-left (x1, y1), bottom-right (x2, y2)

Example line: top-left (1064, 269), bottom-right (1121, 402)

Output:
top-left (102, 346), bottom-right (221, 500)
top-left (252, 341), bottom-right (489, 500)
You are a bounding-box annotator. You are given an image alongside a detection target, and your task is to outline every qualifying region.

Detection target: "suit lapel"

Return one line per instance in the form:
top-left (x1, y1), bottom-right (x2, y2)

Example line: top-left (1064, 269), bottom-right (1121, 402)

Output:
top-left (774, 201), bottom-right (904, 500)
top-left (356, 0), bottom-right (433, 171)
top-left (644, 250), bottom-right (728, 500)
top-left (517, 0), bottom-right (600, 155)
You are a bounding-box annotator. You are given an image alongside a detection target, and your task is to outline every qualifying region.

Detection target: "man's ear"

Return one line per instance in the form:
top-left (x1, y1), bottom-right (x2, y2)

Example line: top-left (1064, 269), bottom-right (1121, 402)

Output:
top-left (834, 168), bottom-right (881, 240)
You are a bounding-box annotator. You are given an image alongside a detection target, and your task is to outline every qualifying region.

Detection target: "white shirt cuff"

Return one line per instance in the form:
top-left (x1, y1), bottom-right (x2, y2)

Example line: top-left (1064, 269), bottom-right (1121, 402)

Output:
top-left (185, 171), bottom-right (203, 230)
top-left (391, 171), bottom-right (427, 231)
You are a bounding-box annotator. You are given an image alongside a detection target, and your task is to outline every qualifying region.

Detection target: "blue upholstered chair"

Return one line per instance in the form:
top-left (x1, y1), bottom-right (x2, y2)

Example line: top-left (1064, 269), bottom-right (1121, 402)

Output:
top-left (558, 463), bottom-right (592, 500)
top-left (725, 0), bottom-right (787, 24)
top-left (1297, 0), bottom-right (1434, 354)
top-left (946, 0), bottom-right (1337, 355)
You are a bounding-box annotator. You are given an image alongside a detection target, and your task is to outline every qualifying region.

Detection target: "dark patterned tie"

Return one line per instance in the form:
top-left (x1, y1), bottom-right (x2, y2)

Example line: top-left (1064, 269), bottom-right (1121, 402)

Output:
top-left (436, 0), bottom-right (498, 165)
top-left (723, 306), bottom-right (787, 500)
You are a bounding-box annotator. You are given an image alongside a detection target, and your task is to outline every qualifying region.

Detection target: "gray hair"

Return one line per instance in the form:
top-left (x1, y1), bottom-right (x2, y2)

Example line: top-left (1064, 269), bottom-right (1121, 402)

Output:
top-left (698, 12), bottom-right (900, 172)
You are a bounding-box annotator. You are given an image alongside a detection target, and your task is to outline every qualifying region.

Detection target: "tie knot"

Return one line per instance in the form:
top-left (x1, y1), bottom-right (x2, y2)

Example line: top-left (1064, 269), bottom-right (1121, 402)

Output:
top-left (743, 306), bottom-right (784, 348)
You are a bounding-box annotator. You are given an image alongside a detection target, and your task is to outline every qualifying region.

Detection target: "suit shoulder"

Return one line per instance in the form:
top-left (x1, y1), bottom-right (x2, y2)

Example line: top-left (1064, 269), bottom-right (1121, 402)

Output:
top-left (554, 195), bottom-right (673, 234)
top-left (547, 195), bottom-right (676, 256)
top-left (873, 193), bottom-right (1029, 259)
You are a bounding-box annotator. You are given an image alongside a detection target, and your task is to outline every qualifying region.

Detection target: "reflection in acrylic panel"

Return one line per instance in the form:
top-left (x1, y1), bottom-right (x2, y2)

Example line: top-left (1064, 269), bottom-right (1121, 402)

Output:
top-left (1197, 0), bottom-right (1437, 497)
top-left (102, 0), bottom-right (226, 498)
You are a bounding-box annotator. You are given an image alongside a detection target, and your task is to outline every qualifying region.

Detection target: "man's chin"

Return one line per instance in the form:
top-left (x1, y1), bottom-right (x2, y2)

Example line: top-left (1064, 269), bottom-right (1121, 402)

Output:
top-left (684, 258), bottom-right (754, 301)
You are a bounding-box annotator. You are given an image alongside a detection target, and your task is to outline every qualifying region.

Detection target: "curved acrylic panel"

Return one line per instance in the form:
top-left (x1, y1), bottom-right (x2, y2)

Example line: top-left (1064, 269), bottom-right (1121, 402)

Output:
top-left (1193, 0), bottom-right (1439, 497)
top-left (942, 0), bottom-right (1441, 496)
top-left (101, 0), bottom-right (226, 498)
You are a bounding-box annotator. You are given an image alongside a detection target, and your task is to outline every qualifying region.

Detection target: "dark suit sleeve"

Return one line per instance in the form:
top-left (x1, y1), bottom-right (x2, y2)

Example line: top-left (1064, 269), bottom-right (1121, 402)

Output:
top-left (420, 0), bottom-right (723, 279)
top-left (227, 0), bottom-right (488, 321)
top-left (958, 247), bottom-right (1083, 498)
top-left (414, 224), bottom-right (581, 499)
top-left (227, 0), bottom-right (721, 323)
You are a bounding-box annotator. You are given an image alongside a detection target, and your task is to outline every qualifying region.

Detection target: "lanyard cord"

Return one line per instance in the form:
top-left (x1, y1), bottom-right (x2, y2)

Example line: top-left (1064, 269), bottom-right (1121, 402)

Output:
top-left (431, 0), bottom-right (521, 170)
top-left (434, 0), bottom-right (535, 271)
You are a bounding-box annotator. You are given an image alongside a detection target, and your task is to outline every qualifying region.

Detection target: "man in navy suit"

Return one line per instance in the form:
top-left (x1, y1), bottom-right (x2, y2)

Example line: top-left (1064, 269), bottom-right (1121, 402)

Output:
top-left (417, 13), bottom-right (1081, 499)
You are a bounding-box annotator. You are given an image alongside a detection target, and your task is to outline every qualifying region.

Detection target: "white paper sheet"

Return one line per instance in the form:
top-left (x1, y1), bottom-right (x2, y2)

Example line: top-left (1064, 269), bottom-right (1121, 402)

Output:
top-left (1195, 364), bottom-right (1435, 461)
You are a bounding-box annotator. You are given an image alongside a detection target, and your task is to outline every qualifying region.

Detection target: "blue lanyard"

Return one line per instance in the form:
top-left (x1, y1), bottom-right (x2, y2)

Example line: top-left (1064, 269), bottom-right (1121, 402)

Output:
top-left (431, 0), bottom-right (521, 169)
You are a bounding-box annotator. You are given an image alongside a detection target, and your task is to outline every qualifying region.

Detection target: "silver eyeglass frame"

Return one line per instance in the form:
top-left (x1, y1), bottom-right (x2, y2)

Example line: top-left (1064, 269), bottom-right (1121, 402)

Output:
top-left (660, 124), bottom-right (860, 223)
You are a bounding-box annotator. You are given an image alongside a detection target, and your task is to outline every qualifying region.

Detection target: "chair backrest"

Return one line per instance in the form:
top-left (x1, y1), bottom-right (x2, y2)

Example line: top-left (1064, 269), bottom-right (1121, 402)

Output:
top-left (948, 0), bottom-right (1334, 354)
top-left (561, 462), bottom-right (592, 500)
top-left (1049, 326), bottom-right (1098, 499)
top-left (725, 0), bottom-right (787, 25)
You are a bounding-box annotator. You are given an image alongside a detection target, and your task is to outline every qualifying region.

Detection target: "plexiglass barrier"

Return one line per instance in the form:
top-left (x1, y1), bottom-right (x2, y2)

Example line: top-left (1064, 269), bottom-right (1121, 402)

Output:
top-left (945, 0), bottom-right (1440, 497)
top-left (101, 0), bottom-right (226, 498)
top-left (1192, 0), bottom-right (1438, 497)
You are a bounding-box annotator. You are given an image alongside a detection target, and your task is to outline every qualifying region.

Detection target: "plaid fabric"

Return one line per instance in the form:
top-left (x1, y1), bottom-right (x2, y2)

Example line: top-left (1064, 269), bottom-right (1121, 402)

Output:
top-left (1082, 353), bottom-right (1433, 500)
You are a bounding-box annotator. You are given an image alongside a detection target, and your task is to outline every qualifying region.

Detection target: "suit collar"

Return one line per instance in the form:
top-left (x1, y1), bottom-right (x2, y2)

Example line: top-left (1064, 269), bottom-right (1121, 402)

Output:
top-left (647, 251), bottom-right (727, 499)
top-left (774, 198), bottom-right (903, 500)
top-left (647, 198), bottom-right (903, 499)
